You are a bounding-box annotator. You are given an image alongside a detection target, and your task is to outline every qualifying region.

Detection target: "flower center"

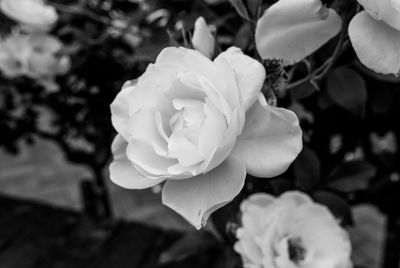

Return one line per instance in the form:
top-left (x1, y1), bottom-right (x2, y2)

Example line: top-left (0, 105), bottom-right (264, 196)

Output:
top-left (287, 237), bottom-right (306, 265)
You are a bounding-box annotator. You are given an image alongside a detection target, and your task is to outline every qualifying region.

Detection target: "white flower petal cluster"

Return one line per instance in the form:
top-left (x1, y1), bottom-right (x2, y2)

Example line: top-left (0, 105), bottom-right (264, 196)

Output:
top-left (235, 191), bottom-right (352, 268)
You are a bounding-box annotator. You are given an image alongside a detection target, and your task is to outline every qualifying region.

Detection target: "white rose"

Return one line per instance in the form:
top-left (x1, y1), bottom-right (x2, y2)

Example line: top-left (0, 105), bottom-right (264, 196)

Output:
top-left (0, 0), bottom-right (58, 31)
top-left (110, 46), bottom-right (302, 229)
top-left (235, 191), bottom-right (352, 268)
top-left (191, 17), bottom-right (215, 58)
top-left (349, 0), bottom-right (400, 75)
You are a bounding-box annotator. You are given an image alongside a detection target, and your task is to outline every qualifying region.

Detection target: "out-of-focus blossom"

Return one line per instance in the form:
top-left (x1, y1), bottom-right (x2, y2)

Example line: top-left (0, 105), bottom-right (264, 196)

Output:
top-left (191, 17), bottom-right (215, 58)
top-left (0, 0), bottom-right (58, 31)
top-left (109, 46), bottom-right (302, 229)
top-left (146, 9), bottom-right (170, 27)
top-left (235, 191), bottom-right (352, 268)
top-left (349, 0), bottom-right (400, 75)
top-left (108, 19), bottom-right (142, 48)
top-left (255, 0), bottom-right (342, 66)
top-left (0, 31), bottom-right (70, 91)
top-left (370, 131), bottom-right (397, 154)
top-left (204, 0), bottom-right (226, 5)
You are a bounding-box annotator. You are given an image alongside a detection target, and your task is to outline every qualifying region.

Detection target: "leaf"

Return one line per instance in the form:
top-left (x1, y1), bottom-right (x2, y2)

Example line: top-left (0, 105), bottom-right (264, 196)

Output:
top-left (246, 0), bottom-right (262, 19)
top-left (327, 67), bottom-right (367, 117)
top-left (229, 0), bottom-right (251, 21)
top-left (327, 161), bottom-right (376, 192)
top-left (159, 231), bottom-right (218, 264)
top-left (313, 191), bottom-right (353, 226)
top-left (234, 23), bottom-right (252, 50)
top-left (293, 146), bottom-right (320, 191)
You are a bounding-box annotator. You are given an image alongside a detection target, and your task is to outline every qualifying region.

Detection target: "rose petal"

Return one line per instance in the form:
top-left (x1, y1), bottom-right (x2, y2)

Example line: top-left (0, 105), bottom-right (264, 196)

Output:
top-left (127, 108), bottom-right (169, 156)
top-left (200, 108), bottom-right (240, 173)
top-left (255, 0), bottom-right (342, 65)
top-left (168, 131), bottom-right (205, 166)
top-left (349, 11), bottom-right (400, 75)
top-left (162, 156), bottom-right (246, 229)
top-left (198, 98), bottom-right (228, 159)
top-left (126, 139), bottom-right (177, 176)
top-left (156, 47), bottom-right (224, 90)
top-left (217, 47), bottom-right (266, 111)
top-left (110, 82), bottom-right (136, 140)
top-left (109, 135), bottom-right (165, 189)
top-left (191, 17), bottom-right (215, 58)
top-left (232, 94), bottom-right (302, 177)
top-left (241, 193), bottom-right (275, 211)
top-left (357, 0), bottom-right (400, 31)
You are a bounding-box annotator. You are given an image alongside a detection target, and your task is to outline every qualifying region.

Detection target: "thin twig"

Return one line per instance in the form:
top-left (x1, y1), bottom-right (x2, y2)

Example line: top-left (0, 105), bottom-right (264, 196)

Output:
top-left (286, 21), bottom-right (348, 90)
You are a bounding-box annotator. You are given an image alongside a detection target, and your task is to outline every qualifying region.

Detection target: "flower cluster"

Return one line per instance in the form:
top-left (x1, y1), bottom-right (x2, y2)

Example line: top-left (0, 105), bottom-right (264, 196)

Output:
top-left (0, 0), bottom-right (69, 91)
top-left (109, 5), bottom-right (361, 265)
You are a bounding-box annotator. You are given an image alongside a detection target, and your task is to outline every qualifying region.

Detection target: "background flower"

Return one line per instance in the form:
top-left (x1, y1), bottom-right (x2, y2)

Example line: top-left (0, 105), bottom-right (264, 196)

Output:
top-left (110, 46), bottom-right (302, 229)
top-left (235, 191), bottom-right (352, 268)
top-left (349, 0), bottom-right (400, 75)
top-left (0, 31), bottom-right (69, 91)
top-left (0, 0), bottom-right (58, 31)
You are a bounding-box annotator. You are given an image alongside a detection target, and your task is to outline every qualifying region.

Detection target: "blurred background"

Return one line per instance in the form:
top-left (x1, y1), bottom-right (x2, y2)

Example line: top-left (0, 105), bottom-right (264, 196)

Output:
top-left (0, 0), bottom-right (398, 267)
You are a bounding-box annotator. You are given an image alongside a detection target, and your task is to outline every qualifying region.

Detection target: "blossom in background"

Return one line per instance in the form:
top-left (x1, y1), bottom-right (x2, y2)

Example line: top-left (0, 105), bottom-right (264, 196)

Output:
top-left (110, 46), bottom-right (302, 229)
top-left (0, 31), bottom-right (70, 91)
top-left (349, 0), bottom-right (400, 75)
top-left (191, 17), bottom-right (215, 59)
top-left (235, 191), bottom-right (352, 268)
top-left (0, 0), bottom-right (58, 31)
top-left (203, 0), bottom-right (226, 5)
top-left (255, 0), bottom-right (342, 65)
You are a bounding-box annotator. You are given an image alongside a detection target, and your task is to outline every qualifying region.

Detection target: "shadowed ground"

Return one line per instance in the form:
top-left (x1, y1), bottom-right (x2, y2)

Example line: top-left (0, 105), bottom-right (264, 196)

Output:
top-left (0, 138), bottom-right (385, 267)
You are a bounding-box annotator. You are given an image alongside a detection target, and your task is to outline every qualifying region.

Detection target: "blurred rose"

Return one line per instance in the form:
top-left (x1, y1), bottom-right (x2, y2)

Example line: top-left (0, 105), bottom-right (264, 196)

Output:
top-left (349, 0), bottom-right (400, 75)
top-left (110, 46), bottom-right (302, 229)
top-left (191, 17), bottom-right (215, 58)
top-left (255, 0), bottom-right (341, 66)
top-left (0, 0), bottom-right (58, 31)
top-left (0, 31), bottom-right (69, 91)
top-left (235, 191), bottom-right (352, 268)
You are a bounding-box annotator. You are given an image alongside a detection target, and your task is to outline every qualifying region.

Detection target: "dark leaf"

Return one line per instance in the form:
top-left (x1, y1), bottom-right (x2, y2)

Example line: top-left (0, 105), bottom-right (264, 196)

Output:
top-left (317, 91), bottom-right (335, 110)
top-left (234, 23), bottom-right (252, 50)
top-left (246, 0), bottom-right (262, 19)
top-left (159, 231), bottom-right (218, 264)
top-left (229, 0), bottom-right (251, 21)
top-left (314, 191), bottom-right (353, 226)
top-left (327, 161), bottom-right (376, 192)
top-left (293, 146), bottom-right (320, 191)
top-left (327, 67), bottom-right (367, 117)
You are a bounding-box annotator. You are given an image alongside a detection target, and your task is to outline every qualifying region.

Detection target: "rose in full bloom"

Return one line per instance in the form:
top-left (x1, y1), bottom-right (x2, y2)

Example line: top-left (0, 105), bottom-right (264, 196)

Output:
top-left (235, 191), bottom-right (352, 268)
top-left (0, 0), bottom-right (58, 31)
top-left (255, 0), bottom-right (342, 66)
top-left (0, 31), bottom-right (70, 91)
top-left (349, 0), bottom-right (400, 75)
top-left (110, 46), bottom-right (302, 229)
top-left (191, 17), bottom-right (215, 59)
